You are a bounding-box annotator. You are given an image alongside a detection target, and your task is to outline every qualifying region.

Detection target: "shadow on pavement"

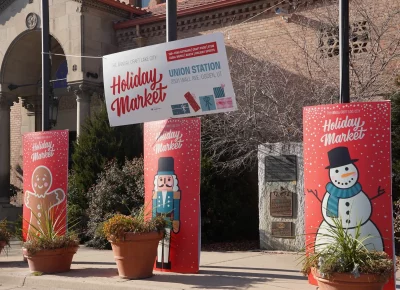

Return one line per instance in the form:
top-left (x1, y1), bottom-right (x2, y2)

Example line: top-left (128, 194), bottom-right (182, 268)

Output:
top-left (201, 265), bottom-right (300, 273)
top-left (0, 261), bottom-right (28, 268)
top-left (58, 267), bottom-right (119, 278)
top-left (146, 268), bottom-right (307, 289)
top-left (72, 261), bottom-right (116, 265)
top-left (150, 273), bottom-right (270, 289)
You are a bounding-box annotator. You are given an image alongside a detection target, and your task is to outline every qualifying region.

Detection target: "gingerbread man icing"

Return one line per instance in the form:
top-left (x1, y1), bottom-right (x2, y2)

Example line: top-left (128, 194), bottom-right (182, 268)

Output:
top-left (25, 166), bottom-right (65, 235)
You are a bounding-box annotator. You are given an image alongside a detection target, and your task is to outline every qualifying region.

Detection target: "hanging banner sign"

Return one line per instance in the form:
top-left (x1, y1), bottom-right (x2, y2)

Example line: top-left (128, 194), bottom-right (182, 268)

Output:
top-left (303, 102), bottom-right (394, 290)
top-left (22, 130), bottom-right (69, 241)
top-left (103, 32), bottom-right (237, 126)
top-left (144, 118), bottom-right (201, 273)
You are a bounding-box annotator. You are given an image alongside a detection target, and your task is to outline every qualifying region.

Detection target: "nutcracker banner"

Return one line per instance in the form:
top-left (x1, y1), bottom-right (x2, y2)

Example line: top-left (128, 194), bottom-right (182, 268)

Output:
top-left (103, 32), bottom-right (237, 126)
top-left (22, 130), bottom-right (69, 241)
top-left (303, 102), bottom-right (394, 290)
top-left (144, 118), bottom-right (201, 273)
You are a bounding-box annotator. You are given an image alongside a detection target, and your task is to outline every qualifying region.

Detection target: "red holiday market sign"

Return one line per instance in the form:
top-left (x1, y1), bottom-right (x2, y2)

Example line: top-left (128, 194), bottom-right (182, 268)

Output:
top-left (22, 130), bottom-right (69, 241)
top-left (303, 101), bottom-right (395, 290)
top-left (144, 118), bottom-right (201, 273)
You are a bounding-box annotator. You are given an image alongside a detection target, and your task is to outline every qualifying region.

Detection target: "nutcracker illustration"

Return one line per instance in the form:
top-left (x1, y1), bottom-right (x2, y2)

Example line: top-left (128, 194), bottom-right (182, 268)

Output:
top-left (25, 166), bottom-right (65, 236)
top-left (152, 157), bottom-right (181, 269)
top-left (308, 146), bottom-right (384, 251)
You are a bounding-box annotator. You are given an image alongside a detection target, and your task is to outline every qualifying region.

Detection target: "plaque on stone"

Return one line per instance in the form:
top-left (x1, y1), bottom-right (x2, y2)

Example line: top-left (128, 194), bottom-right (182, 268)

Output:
top-left (271, 222), bottom-right (292, 238)
top-left (270, 189), bottom-right (293, 217)
top-left (265, 155), bottom-right (297, 182)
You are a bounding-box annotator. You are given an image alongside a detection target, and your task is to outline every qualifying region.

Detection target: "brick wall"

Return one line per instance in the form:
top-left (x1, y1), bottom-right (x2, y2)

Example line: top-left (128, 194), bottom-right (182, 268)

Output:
top-left (116, 0), bottom-right (400, 99)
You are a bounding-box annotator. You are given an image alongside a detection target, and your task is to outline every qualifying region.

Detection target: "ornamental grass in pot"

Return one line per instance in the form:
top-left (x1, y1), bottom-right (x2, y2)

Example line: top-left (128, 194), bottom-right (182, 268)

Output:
top-left (0, 219), bottom-right (12, 255)
top-left (103, 207), bottom-right (166, 279)
top-left (301, 218), bottom-right (395, 290)
top-left (22, 206), bottom-right (79, 274)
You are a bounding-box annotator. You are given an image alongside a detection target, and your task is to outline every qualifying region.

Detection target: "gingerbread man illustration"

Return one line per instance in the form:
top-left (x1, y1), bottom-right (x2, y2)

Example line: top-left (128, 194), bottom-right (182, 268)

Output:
top-left (25, 166), bottom-right (65, 235)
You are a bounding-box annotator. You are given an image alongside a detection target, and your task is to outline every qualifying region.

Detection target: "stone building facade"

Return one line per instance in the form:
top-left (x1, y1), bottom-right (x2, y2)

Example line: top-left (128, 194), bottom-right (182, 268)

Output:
top-left (1, 0), bottom-right (399, 219)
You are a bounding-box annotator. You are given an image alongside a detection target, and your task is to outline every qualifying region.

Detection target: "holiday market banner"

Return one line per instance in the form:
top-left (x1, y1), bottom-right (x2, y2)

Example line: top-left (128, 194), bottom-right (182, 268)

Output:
top-left (303, 102), bottom-right (395, 289)
top-left (103, 33), bottom-right (237, 126)
top-left (22, 130), bottom-right (69, 241)
top-left (144, 118), bottom-right (201, 273)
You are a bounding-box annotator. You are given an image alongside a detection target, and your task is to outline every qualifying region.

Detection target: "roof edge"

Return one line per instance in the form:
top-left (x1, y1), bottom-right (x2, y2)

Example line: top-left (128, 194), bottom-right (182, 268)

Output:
top-left (97, 0), bottom-right (147, 15)
top-left (113, 0), bottom-right (257, 30)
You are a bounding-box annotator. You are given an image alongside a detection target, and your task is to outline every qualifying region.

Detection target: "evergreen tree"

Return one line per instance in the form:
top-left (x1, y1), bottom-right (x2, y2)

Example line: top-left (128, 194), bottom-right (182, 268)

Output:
top-left (68, 101), bottom-right (143, 233)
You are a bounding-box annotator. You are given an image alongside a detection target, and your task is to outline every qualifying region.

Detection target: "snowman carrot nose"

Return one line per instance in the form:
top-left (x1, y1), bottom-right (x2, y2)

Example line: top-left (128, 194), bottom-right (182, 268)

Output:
top-left (341, 172), bottom-right (355, 178)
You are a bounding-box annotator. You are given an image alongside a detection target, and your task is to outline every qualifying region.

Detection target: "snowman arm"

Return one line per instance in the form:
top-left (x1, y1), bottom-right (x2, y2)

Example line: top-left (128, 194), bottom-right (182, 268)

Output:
top-left (371, 186), bottom-right (385, 200)
top-left (307, 189), bottom-right (322, 203)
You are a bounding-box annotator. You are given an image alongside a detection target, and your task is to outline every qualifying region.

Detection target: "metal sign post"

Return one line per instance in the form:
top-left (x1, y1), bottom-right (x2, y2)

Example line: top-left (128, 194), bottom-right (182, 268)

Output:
top-left (339, 0), bottom-right (350, 103)
top-left (41, 0), bottom-right (50, 131)
top-left (166, 0), bottom-right (177, 43)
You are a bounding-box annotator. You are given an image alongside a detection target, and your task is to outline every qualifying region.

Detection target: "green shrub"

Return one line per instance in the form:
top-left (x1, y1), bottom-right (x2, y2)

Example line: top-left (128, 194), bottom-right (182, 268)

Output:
top-left (103, 210), bottom-right (166, 243)
top-left (301, 218), bottom-right (394, 280)
top-left (85, 158), bottom-right (145, 249)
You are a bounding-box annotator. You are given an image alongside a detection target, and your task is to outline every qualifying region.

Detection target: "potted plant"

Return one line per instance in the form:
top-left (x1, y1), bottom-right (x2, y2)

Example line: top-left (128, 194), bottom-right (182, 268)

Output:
top-left (301, 218), bottom-right (396, 290)
top-left (22, 206), bottom-right (79, 274)
top-left (0, 219), bottom-right (12, 255)
top-left (103, 207), bottom-right (166, 279)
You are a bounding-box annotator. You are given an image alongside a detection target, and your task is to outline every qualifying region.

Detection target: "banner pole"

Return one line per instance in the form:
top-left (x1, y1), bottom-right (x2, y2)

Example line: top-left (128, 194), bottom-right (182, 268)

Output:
top-left (41, 0), bottom-right (50, 131)
top-left (166, 0), bottom-right (177, 43)
top-left (339, 0), bottom-right (350, 103)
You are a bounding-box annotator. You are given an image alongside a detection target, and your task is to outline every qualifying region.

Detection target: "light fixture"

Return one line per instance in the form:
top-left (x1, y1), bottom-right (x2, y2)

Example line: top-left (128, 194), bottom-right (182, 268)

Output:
top-left (48, 83), bottom-right (59, 128)
top-left (86, 72), bottom-right (99, 79)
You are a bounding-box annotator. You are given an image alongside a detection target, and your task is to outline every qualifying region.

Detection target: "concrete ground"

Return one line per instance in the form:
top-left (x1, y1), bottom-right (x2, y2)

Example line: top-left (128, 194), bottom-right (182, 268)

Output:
top-left (1, 241), bottom-right (398, 290)
top-left (0, 241), bottom-right (314, 290)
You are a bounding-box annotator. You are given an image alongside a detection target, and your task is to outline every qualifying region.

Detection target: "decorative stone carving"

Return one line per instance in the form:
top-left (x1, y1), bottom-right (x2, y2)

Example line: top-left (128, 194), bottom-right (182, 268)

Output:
top-left (67, 82), bottom-right (104, 102)
top-left (72, 0), bottom-right (130, 17)
top-left (26, 13), bottom-right (39, 30)
top-left (21, 99), bottom-right (35, 111)
top-left (318, 20), bottom-right (370, 58)
top-left (116, 1), bottom-right (282, 48)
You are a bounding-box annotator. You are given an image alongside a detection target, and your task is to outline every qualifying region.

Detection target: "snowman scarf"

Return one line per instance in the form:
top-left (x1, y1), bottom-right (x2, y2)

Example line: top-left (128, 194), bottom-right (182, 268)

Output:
top-left (326, 182), bottom-right (362, 217)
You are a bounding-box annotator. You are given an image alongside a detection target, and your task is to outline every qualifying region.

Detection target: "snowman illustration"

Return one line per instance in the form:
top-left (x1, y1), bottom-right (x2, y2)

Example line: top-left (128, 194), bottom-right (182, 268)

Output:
top-left (308, 146), bottom-right (384, 251)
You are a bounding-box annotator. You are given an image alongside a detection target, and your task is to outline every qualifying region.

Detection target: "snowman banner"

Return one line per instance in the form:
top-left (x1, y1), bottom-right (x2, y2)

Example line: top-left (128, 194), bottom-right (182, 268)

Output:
top-left (303, 101), bottom-right (395, 289)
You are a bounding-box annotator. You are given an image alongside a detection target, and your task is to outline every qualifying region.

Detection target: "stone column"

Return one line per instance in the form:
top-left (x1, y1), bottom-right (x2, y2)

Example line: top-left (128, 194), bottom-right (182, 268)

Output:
top-left (68, 82), bottom-right (103, 137)
top-left (0, 94), bottom-right (17, 204)
top-left (76, 92), bottom-right (91, 137)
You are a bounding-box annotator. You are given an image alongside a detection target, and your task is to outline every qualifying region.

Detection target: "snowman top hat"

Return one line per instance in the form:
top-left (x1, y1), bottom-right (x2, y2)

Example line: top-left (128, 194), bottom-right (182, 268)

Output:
top-left (325, 146), bottom-right (358, 169)
top-left (157, 157), bottom-right (175, 175)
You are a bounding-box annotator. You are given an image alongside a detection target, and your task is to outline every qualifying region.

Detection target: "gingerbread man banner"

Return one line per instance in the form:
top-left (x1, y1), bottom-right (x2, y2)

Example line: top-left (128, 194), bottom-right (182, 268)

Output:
top-left (23, 130), bottom-right (69, 241)
top-left (144, 118), bottom-right (201, 273)
top-left (303, 102), bottom-right (395, 290)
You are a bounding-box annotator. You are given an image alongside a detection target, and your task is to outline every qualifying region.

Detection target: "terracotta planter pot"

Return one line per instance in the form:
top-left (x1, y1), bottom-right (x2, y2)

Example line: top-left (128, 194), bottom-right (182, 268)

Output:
top-left (110, 231), bottom-right (163, 279)
top-left (0, 240), bottom-right (6, 254)
top-left (23, 246), bottom-right (79, 274)
top-left (311, 267), bottom-right (388, 290)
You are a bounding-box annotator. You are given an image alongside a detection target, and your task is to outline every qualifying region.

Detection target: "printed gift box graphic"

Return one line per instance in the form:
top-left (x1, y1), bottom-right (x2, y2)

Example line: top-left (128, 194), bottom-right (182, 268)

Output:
top-left (199, 95), bottom-right (216, 111)
top-left (216, 97), bottom-right (233, 109)
top-left (171, 104), bottom-right (191, 115)
top-left (213, 86), bottom-right (225, 99)
top-left (184, 92), bottom-right (201, 112)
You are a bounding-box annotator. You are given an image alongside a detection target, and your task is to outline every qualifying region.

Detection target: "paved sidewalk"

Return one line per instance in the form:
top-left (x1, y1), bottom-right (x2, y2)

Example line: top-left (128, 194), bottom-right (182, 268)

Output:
top-left (0, 241), bottom-right (314, 290)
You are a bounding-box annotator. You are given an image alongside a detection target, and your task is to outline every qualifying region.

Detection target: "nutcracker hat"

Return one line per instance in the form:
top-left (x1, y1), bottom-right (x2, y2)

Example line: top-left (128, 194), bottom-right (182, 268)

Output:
top-left (325, 146), bottom-right (358, 169)
top-left (157, 157), bottom-right (175, 175)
